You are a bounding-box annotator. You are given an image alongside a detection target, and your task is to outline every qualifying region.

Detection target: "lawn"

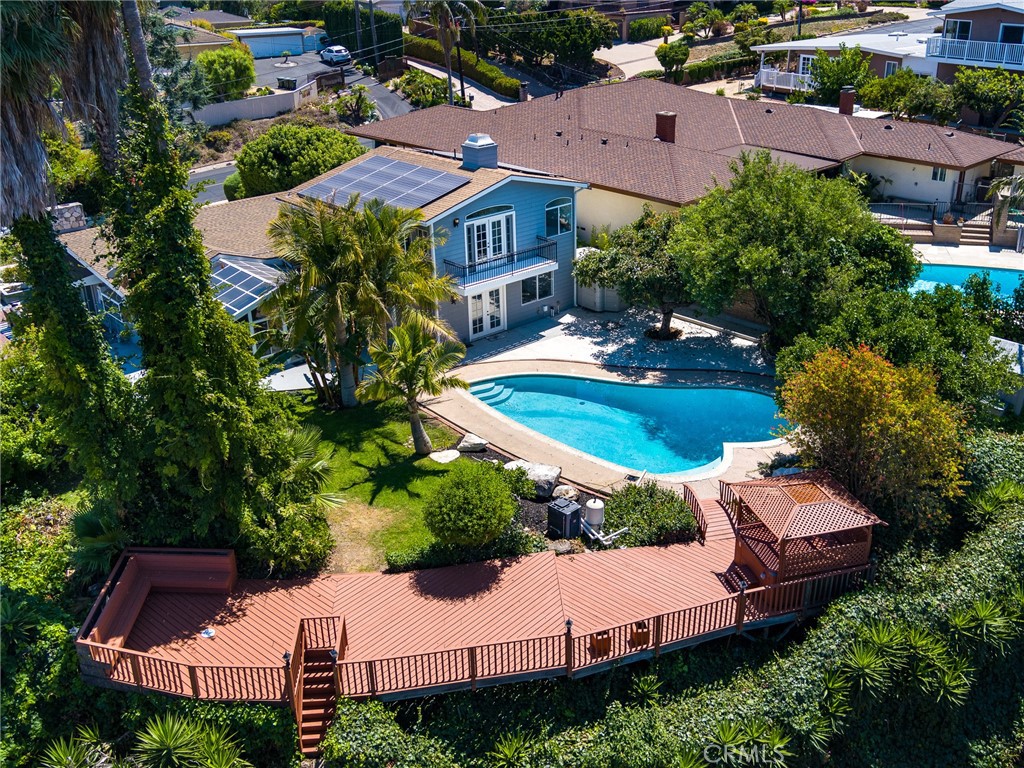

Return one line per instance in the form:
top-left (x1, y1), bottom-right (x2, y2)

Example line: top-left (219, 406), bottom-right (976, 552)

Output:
top-left (292, 395), bottom-right (459, 572)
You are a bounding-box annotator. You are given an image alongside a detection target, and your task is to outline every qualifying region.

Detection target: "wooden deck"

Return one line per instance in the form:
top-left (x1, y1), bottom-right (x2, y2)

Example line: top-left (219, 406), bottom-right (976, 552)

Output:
top-left (76, 494), bottom-right (874, 754)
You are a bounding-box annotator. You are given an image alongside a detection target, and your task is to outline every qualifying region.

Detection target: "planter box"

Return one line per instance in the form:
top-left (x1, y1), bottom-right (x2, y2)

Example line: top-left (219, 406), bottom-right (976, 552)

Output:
top-left (933, 223), bottom-right (962, 244)
top-left (630, 621), bottom-right (650, 647)
top-left (590, 631), bottom-right (611, 656)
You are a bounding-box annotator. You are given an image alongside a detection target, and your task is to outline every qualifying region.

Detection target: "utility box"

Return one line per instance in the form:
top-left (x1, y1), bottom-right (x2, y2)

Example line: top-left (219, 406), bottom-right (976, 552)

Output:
top-left (277, 77), bottom-right (298, 91)
top-left (547, 498), bottom-right (581, 539)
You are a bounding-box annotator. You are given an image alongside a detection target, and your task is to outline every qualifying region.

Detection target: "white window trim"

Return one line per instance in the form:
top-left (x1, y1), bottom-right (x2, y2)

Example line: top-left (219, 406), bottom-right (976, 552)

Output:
top-left (520, 271), bottom-right (555, 305)
top-left (798, 54), bottom-right (814, 76)
top-left (464, 210), bottom-right (517, 265)
top-left (468, 286), bottom-right (505, 339)
top-left (932, 166), bottom-right (947, 182)
top-left (545, 197), bottom-right (573, 237)
top-left (884, 60), bottom-right (899, 77)
top-left (999, 23), bottom-right (1024, 45)
top-left (943, 18), bottom-right (972, 41)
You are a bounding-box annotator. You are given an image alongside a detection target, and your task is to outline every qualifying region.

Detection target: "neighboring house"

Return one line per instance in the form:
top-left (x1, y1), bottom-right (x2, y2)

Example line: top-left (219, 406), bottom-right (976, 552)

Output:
top-left (279, 142), bottom-right (587, 342)
top-left (167, 21), bottom-right (231, 60)
top-left (348, 79), bottom-right (1019, 238)
top-left (992, 335), bottom-right (1024, 415)
top-left (753, 32), bottom-right (939, 96)
top-left (925, 0), bottom-right (1024, 81)
top-left (159, 5), bottom-right (252, 29)
top-left (231, 27), bottom-right (306, 59)
top-left (59, 144), bottom-right (586, 348)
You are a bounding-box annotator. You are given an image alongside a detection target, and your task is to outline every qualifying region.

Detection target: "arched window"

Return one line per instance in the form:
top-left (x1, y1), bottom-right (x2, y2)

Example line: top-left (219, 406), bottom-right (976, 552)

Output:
top-left (546, 197), bottom-right (573, 236)
top-left (464, 205), bottom-right (515, 264)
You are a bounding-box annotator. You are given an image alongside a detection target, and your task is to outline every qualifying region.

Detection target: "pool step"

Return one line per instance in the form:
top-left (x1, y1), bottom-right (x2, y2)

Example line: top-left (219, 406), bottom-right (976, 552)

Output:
top-left (471, 382), bottom-right (515, 406)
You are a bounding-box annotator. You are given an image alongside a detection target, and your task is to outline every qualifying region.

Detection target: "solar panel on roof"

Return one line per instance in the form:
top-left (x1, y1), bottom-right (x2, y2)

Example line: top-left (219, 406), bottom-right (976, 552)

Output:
top-left (210, 257), bottom-right (287, 318)
top-left (299, 157), bottom-right (470, 211)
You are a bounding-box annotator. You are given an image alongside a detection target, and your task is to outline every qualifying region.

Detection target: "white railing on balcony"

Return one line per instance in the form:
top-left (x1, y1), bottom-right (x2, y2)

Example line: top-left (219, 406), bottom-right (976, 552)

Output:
top-left (755, 68), bottom-right (814, 92)
top-left (926, 37), bottom-right (1024, 67)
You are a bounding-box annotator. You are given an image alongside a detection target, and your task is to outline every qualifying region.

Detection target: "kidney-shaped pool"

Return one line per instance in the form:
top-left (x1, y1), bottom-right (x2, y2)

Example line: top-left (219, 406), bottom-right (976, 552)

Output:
top-left (469, 375), bottom-right (785, 477)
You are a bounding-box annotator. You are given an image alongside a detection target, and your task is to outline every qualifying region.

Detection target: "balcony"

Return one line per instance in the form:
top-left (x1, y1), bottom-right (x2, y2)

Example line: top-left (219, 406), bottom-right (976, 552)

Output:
top-left (443, 240), bottom-right (557, 290)
top-left (755, 68), bottom-right (813, 92)
top-left (926, 36), bottom-right (1024, 67)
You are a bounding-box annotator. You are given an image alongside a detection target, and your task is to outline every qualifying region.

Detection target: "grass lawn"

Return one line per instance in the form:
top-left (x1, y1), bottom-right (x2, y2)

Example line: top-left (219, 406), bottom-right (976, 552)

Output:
top-left (291, 395), bottom-right (459, 573)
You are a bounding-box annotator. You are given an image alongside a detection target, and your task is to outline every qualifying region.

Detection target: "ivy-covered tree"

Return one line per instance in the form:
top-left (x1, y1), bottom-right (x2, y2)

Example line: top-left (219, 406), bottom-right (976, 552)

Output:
top-left (667, 151), bottom-right (918, 350)
top-left (235, 123), bottom-right (365, 197)
top-left (810, 45), bottom-right (875, 106)
top-left (780, 345), bottom-right (965, 531)
top-left (196, 42), bottom-right (255, 102)
top-left (574, 206), bottom-right (689, 340)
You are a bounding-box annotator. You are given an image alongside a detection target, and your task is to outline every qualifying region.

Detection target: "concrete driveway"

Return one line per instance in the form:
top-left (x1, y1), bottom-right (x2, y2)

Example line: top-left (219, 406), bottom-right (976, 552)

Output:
top-left (253, 51), bottom-right (339, 88)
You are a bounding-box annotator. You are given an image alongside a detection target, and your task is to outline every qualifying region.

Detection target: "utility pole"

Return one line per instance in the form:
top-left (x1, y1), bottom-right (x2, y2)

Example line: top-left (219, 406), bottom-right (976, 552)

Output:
top-left (797, 0), bottom-right (803, 36)
top-left (455, 20), bottom-right (467, 103)
top-left (354, 0), bottom-right (363, 59)
top-left (368, 0), bottom-right (380, 66)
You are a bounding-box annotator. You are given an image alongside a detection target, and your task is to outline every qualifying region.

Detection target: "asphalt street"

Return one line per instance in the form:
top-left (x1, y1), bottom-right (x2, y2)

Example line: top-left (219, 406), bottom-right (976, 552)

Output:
top-left (189, 162), bottom-right (236, 205)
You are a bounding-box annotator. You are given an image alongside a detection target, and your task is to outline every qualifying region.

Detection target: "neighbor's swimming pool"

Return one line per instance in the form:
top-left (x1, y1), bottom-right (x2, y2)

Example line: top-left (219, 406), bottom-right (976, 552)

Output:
top-left (913, 264), bottom-right (1023, 298)
top-left (470, 375), bottom-right (785, 477)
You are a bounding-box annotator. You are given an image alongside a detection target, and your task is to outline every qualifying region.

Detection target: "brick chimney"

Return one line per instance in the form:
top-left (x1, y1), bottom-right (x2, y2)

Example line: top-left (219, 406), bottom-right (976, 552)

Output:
top-left (461, 133), bottom-right (498, 170)
top-left (839, 87), bottom-right (856, 116)
top-left (655, 111), bottom-right (676, 143)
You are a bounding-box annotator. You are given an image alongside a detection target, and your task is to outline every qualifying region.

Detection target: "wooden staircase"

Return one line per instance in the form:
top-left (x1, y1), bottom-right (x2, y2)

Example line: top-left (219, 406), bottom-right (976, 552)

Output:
top-left (299, 649), bottom-right (337, 756)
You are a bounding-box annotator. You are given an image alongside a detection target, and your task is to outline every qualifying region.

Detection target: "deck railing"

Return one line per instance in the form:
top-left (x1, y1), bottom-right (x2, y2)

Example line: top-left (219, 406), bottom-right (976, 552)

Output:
top-left (926, 36), bottom-right (1024, 67)
top-left (681, 484), bottom-right (707, 543)
top-left (755, 68), bottom-right (813, 92)
top-left (443, 240), bottom-right (557, 288)
top-left (79, 564), bottom-right (873, 704)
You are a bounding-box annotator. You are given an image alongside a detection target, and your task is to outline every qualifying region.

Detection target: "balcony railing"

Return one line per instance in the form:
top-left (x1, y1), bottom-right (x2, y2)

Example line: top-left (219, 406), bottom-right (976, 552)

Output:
top-left (755, 68), bottom-right (813, 92)
top-left (444, 240), bottom-right (557, 288)
top-left (926, 37), bottom-right (1024, 67)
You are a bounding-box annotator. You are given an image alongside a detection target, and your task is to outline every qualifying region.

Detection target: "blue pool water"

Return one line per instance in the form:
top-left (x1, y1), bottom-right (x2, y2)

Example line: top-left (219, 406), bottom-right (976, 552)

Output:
top-left (913, 264), bottom-right (1023, 298)
top-left (470, 375), bottom-right (785, 476)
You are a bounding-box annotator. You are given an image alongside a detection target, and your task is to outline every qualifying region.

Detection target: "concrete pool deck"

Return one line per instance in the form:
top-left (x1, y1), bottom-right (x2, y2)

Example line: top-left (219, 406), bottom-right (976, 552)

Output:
top-left (916, 243), bottom-right (1023, 270)
top-left (425, 309), bottom-right (791, 498)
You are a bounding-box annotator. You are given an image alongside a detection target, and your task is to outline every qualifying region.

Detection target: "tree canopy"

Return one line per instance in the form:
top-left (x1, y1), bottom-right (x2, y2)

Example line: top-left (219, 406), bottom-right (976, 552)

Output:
top-left (952, 67), bottom-right (1024, 128)
top-left (810, 45), bottom-right (874, 106)
top-left (655, 40), bottom-right (690, 79)
top-left (235, 124), bottom-right (365, 197)
top-left (196, 42), bottom-right (255, 102)
top-left (859, 68), bottom-right (958, 123)
top-left (667, 151), bottom-right (918, 349)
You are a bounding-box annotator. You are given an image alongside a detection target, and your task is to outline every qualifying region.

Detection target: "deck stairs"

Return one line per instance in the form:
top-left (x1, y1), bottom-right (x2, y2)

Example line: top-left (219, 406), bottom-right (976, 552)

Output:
top-left (471, 381), bottom-right (516, 407)
top-left (299, 648), bottom-right (337, 756)
top-left (960, 218), bottom-right (990, 246)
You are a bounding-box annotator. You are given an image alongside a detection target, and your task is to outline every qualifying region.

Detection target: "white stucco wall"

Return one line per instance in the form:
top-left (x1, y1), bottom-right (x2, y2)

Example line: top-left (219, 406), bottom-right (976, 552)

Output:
top-left (575, 186), bottom-right (676, 243)
top-left (847, 155), bottom-right (958, 203)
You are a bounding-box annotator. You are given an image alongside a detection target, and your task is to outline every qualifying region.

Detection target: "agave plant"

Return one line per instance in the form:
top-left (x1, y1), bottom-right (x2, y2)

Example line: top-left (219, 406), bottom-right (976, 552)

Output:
top-left (487, 731), bottom-right (530, 768)
top-left (630, 673), bottom-right (663, 706)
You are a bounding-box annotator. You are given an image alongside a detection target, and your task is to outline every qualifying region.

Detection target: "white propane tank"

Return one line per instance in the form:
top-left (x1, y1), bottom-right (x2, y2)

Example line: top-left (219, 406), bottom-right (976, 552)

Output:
top-left (585, 498), bottom-right (605, 529)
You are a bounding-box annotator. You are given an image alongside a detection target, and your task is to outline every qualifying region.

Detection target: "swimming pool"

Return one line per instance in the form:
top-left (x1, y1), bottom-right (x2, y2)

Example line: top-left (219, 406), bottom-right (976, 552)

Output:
top-left (913, 264), bottom-right (1023, 298)
top-left (470, 375), bottom-right (785, 477)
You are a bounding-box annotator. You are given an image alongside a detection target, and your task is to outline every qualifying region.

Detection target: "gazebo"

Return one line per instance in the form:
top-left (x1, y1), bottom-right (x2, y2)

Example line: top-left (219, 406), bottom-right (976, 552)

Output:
top-left (721, 471), bottom-right (883, 586)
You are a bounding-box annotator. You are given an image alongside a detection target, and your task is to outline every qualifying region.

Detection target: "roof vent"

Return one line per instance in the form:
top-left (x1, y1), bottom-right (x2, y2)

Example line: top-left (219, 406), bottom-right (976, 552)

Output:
top-left (555, 129), bottom-right (563, 137)
top-left (884, 124), bottom-right (894, 130)
top-left (946, 131), bottom-right (954, 137)
top-left (765, 108), bottom-right (774, 114)
top-left (461, 133), bottom-right (498, 171)
top-left (601, 137), bottom-right (608, 145)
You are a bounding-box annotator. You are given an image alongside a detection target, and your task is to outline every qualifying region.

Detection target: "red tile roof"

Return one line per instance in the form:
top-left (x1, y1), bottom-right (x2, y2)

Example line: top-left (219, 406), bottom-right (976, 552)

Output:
top-left (350, 78), bottom-right (1019, 205)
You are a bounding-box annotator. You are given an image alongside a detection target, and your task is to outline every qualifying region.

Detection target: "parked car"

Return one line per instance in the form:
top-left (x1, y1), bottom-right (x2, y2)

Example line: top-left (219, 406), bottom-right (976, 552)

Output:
top-left (320, 45), bottom-right (352, 65)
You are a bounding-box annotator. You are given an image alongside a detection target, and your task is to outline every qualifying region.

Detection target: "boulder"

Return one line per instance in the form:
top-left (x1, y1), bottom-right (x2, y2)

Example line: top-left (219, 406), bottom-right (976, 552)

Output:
top-left (428, 449), bottom-right (461, 464)
top-left (456, 433), bottom-right (488, 452)
top-left (552, 484), bottom-right (579, 501)
top-left (547, 539), bottom-right (575, 555)
top-left (504, 459), bottom-right (562, 499)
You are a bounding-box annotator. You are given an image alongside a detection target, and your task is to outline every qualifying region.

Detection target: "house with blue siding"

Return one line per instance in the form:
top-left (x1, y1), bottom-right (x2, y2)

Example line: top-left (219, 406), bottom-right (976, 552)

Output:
top-left (283, 140), bottom-right (587, 343)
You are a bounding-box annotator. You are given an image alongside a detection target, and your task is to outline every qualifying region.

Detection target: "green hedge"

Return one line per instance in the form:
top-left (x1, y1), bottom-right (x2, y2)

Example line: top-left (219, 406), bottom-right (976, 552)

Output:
top-left (602, 481), bottom-right (697, 547)
top-left (403, 34), bottom-right (520, 99)
top-left (683, 54), bottom-right (757, 83)
top-left (965, 430), bottom-right (1024, 489)
top-left (628, 15), bottom-right (672, 43)
top-left (323, 0), bottom-right (403, 64)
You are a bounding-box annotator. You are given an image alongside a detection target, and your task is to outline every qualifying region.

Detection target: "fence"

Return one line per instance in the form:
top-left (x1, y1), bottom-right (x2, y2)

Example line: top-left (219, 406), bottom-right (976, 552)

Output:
top-left (190, 81), bottom-right (319, 127)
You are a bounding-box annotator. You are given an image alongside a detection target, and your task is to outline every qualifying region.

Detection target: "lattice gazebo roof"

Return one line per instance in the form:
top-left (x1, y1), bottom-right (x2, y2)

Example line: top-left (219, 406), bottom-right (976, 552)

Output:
top-left (725, 471), bottom-right (881, 543)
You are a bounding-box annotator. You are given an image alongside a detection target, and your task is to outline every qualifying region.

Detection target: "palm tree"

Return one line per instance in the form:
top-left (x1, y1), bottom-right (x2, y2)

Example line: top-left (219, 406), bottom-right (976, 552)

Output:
top-left (357, 316), bottom-right (469, 454)
top-left (405, 1), bottom-right (486, 106)
top-left (988, 110), bottom-right (1023, 215)
top-left (268, 195), bottom-right (363, 407)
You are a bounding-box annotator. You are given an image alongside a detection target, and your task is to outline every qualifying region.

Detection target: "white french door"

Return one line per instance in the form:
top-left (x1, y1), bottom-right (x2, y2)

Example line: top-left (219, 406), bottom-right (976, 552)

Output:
top-left (465, 213), bottom-right (515, 265)
top-left (469, 287), bottom-right (504, 338)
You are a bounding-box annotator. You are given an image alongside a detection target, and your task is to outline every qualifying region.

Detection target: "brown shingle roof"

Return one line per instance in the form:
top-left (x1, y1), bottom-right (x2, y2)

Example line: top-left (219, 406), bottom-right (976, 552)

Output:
top-left (350, 79), bottom-right (1016, 205)
top-left (58, 228), bottom-right (115, 283)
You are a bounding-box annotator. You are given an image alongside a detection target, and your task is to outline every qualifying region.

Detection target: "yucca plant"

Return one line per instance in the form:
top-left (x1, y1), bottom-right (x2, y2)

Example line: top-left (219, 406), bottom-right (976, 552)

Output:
top-left (710, 719), bottom-right (745, 751)
top-left (967, 598), bottom-right (1016, 654)
top-left (966, 479), bottom-right (1024, 525)
top-left (132, 714), bottom-right (202, 768)
top-left (932, 655), bottom-right (973, 706)
top-left (41, 726), bottom-right (117, 768)
top-left (675, 749), bottom-right (706, 768)
top-left (0, 596), bottom-right (39, 656)
top-left (843, 641), bottom-right (888, 695)
top-left (630, 673), bottom-right (663, 706)
top-left (487, 731), bottom-right (530, 768)
top-left (196, 724), bottom-right (251, 768)
top-left (864, 620), bottom-right (908, 674)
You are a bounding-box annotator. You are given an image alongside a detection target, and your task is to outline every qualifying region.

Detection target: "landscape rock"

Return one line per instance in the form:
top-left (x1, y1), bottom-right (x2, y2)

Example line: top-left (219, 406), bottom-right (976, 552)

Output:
top-left (456, 433), bottom-right (488, 452)
top-left (504, 459), bottom-right (562, 499)
top-left (547, 539), bottom-right (575, 555)
top-left (552, 484), bottom-right (579, 501)
top-left (428, 449), bottom-right (461, 464)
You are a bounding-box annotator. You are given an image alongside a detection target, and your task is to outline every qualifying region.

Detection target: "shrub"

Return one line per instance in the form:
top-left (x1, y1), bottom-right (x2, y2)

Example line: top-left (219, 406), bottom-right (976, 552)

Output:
top-left (240, 501), bottom-right (333, 578)
top-left (403, 35), bottom-right (520, 99)
top-left (422, 460), bottom-right (518, 547)
top-left (964, 431), bottom-right (1024, 489)
top-left (385, 521), bottom-right (546, 573)
top-left (602, 481), bottom-right (697, 547)
top-left (635, 68), bottom-right (666, 79)
top-left (235, 124), bottom-right (365, 196)
top-left (392, 68), bottom-right (469, 109)
top-left (629, 16), bottom-right (673, 42)
top-left (320, 699), bottom-right (455, 767)
top-left (867, 10), bottom-right (911, 23)
top-left (222, 171), bottom-right (245, 201)
top-left (204, 129), bottom-right (232, 151)
top-left (42, 129), bottom-right (106, 215)
top-left (196, 43), bottom-right (256, 101)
